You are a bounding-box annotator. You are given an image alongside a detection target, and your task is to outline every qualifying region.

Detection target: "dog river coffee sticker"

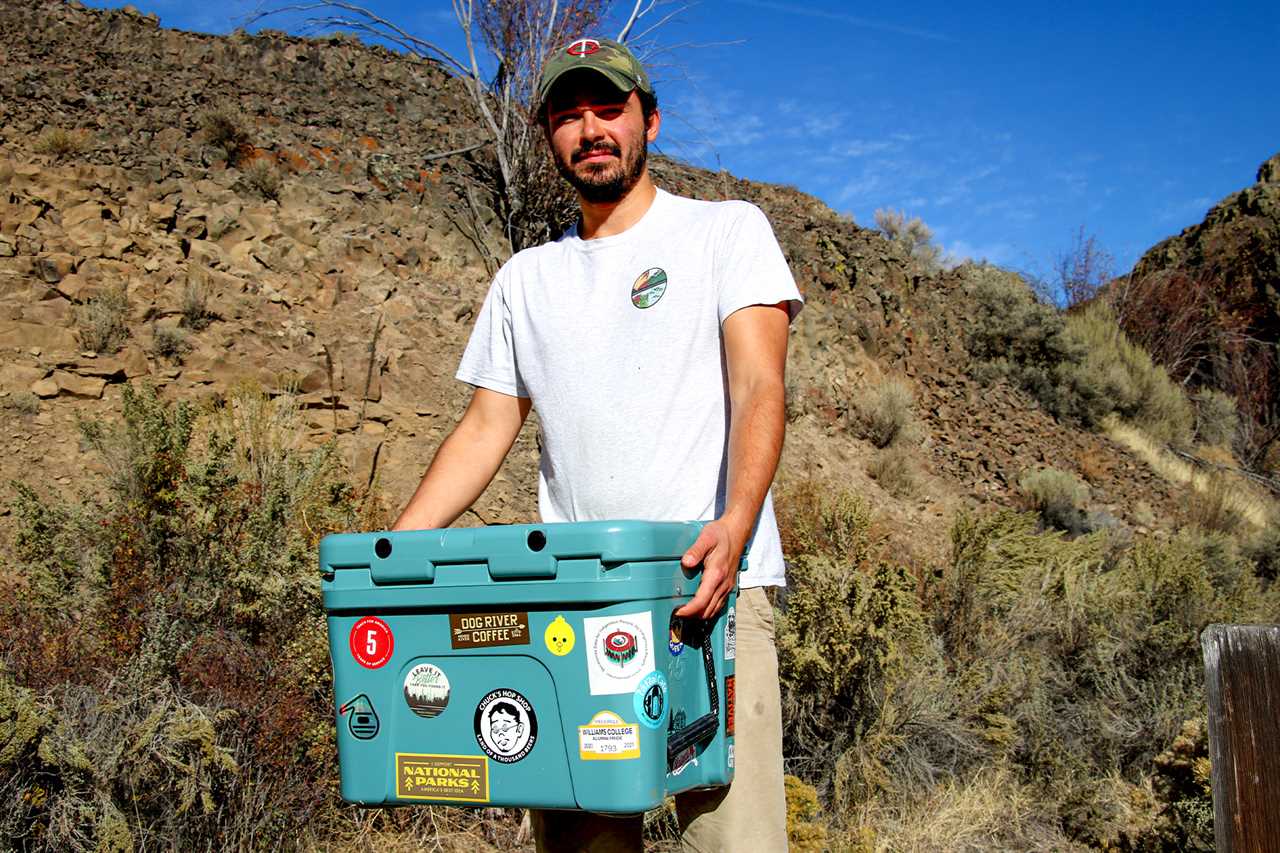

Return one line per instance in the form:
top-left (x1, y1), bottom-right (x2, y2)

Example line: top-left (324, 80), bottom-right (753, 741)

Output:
top-left (449, 611), bottom-right (529, 649)
top-left (583, 610), bottom-right (654, 695)
top-left (578, 711), bottom-right (641, 761)
top-left (396, 753), bottom-right (488, 802)
top-left (403, 662), bottom-right (451, 718)
top-left (474, 688), bottom-right (537, 763)
top-left (349, 615), bottom-right (394, 669)
top-left (724, 605), bottom-right (736, 661)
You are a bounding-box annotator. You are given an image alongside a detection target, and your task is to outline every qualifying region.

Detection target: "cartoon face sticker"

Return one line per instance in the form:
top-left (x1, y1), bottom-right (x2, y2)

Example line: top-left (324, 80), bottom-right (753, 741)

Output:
top-left (474, 688), bottom-right (538, 763)
top-left (544, 615), bottom-right (576, 657)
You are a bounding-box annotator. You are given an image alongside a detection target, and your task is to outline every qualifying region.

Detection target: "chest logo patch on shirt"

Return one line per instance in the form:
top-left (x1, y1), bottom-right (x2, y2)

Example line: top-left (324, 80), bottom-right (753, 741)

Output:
top-left (631, 267), bottom-right (668, 309)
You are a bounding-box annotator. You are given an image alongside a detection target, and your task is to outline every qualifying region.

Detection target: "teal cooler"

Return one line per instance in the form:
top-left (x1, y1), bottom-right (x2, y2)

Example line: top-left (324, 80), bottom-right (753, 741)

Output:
top-left (321, 521), bottom-right (738, 813)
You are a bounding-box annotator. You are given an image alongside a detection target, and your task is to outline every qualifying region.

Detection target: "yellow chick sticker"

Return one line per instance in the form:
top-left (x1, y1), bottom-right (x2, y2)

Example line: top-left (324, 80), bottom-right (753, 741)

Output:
top-left (544, 615), bottom-right (576, 657)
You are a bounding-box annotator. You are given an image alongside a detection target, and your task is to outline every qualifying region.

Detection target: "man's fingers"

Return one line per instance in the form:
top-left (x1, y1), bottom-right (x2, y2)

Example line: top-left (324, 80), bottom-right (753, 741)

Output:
top-left (675, 573), bottom-right (715, 618)
top-left (681, 528), bottom-right (718, 568)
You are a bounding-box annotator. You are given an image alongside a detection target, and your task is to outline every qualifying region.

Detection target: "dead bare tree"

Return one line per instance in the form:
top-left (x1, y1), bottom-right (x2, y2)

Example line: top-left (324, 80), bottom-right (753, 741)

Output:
top-left (1054, 226), bottom-right (1113, 307)
top-left (247, 0), bottom-right (679, 263)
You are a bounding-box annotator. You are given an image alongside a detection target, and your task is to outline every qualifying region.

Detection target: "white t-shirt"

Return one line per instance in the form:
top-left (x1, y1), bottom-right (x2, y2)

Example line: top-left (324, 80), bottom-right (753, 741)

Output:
top-left (456, 188), bottom-right (803, 587)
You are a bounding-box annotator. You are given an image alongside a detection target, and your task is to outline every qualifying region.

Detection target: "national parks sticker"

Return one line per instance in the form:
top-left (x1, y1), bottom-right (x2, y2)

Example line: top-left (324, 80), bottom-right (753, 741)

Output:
top-left (473, 688), bottom-right (538, 764)
top-left (631, 267), bottom-right (667, 309)
top-left (396, 753), bottom-right (488, 802)
top-left (583, 611), bottom-right (654, 695)
top-left (403, 662), bottom-right (451, 718)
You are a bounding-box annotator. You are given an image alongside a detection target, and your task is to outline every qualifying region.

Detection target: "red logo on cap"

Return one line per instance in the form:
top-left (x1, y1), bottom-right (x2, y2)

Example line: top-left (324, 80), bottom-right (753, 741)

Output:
top-left (567, 38), bottom-right (600, 56)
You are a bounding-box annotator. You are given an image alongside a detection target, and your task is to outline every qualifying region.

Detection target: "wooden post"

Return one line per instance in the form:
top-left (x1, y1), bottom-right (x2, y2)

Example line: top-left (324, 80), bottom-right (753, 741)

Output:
top-left (1201, 624), bottom-right (1280, 853)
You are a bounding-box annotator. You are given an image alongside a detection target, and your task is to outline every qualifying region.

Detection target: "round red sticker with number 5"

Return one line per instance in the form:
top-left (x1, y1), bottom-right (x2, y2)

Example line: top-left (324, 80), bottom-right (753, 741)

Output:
top-left (350, 616), bottom-right (394, 669)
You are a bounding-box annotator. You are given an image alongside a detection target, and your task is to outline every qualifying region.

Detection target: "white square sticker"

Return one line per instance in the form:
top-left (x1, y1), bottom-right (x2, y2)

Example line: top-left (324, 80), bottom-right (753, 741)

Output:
top-left (724, 605), bottom-right (736, 661)
top-left (582, 611), bottom-right (655, 696)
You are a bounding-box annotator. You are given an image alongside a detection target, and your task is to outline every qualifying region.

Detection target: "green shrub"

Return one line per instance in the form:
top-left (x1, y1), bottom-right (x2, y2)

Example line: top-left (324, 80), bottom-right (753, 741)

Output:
top-left (151, 325), bottom-right (190, 361)
top-left (2, 383), bottom-right (366, 848)
top-left (852, 377), bottom-right (915, 448)
top-left (74, 285), bottom-right (131, 354)
top-left (964, 267), bottom-right (1195, 446)
top-left (1192, 388), bottom-right (1239, 448)
top-left (199, 109), bottom-right (250, 165)
top-left (874, 208), bottom-right (944, 273)
top-left (1063, 302), bottom-right (1194, 446)
top-left (243, 159), bottom-right (282, 201)
top-left (3, 391), bottom-right (39, 416)
top-left (775, 492), bottom-right (927, 797)
top-left (1018, 467), bottom-right (1090, 534)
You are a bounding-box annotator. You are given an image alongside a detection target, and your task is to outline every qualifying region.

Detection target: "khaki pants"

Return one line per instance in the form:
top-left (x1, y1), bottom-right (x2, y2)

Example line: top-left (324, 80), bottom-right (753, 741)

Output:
top-left (532, 586), bottom-right (786, 853)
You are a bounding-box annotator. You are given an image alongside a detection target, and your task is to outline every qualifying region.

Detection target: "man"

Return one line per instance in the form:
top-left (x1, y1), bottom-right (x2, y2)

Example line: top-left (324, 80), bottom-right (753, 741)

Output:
top-left (392, 36), bottom-right (801, 852)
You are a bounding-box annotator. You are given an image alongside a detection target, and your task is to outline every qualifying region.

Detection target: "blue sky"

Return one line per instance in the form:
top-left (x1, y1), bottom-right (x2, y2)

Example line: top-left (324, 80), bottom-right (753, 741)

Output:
top-left (87, 0), bottom-right (1279, 278)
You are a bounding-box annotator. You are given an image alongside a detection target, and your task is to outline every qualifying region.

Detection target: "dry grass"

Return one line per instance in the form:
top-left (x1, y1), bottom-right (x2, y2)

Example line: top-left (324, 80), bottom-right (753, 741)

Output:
top-left (857, 766), bottom-right (1080, 853)
top-left (33, 127), bottom-right (89, 159)
top-left (853, 376), bottom-right (916, 448)
top-left (1105, 417), bottom-right (1272, 529)
top-left (867, 444), bottom-right (918, 497)
top-left (73, 285), bottom-right (131, 353)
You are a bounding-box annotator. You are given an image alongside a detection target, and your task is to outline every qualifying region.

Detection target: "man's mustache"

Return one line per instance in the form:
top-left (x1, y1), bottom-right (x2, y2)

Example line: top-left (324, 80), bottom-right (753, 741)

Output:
top-left (572, 143), bottom-right (621, 163)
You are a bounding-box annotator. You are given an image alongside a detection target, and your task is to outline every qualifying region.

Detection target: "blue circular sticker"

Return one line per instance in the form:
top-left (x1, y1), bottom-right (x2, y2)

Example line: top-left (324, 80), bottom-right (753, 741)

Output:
top-left (634, 670), bottom-right (669, 729)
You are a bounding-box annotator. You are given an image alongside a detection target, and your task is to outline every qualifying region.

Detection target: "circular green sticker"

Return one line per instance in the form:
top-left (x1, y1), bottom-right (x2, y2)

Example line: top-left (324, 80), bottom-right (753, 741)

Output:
top-left (631, 267), bottom-right (668, 309)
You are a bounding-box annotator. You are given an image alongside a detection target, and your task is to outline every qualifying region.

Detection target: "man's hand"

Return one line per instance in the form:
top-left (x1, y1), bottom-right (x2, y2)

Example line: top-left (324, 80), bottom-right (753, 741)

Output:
top-left (676, 517), bottom-right (746, 620)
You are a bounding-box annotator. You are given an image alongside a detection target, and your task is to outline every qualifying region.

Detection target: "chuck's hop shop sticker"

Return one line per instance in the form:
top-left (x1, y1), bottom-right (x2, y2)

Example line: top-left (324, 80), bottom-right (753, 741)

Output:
top-left (473, 688), bottom-right (538, 763)
top-left (582, 611), bottom-right (654, 696)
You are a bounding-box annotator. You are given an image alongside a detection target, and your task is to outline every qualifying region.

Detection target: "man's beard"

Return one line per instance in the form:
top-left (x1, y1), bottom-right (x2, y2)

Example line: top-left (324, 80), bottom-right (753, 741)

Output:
top-left (555, 135), bottom-right (648, 204)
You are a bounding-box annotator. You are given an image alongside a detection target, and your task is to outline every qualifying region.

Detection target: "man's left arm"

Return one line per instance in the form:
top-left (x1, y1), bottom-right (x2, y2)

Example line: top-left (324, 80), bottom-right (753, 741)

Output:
top-left (676, 301), bottom-right (790, 619)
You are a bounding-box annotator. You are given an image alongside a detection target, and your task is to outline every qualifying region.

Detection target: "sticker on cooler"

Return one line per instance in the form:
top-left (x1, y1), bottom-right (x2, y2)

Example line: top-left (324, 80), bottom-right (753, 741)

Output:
top-left (403, 662), bottom-right (451, 718)
top-left (544, 615), bottom-right (576, 656)
top-left (724, 605), bottom-right (736, 661)
top-left (583, 610), bottom-right (654, 695)
top-left (349, 615), bottom-right (394, 669)
top-left (339, 693), bottom-right (380, 740)
top-left (578, 711), bottom-right (641, 760)
top-left (474, 688), bottom-right (537, 763)
top-left (396, 753), bottom-right (488, 802)
top-left (634, 670), bottom-right (669, 729)
top-left (725, 674), bottom-right (735, 737)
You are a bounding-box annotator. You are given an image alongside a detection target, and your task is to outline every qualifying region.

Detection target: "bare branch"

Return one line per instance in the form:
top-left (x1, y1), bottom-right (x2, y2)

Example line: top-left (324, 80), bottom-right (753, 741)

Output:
top-left (245, 2), bottom-right (469, 74)
top-left (422, 141), bottom-right (491, 162)
top-left (616, 0), bottom-right (645, 41)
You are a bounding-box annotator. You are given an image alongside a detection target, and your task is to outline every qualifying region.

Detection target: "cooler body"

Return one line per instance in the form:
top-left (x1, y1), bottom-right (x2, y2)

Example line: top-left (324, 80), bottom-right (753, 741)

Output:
top-left (321, 521), bottom-right (737, 813)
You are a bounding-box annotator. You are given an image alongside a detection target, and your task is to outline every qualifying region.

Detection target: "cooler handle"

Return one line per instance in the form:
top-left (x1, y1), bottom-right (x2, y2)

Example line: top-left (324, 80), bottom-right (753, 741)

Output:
top-left (666, 618), bottom-right (722, 767)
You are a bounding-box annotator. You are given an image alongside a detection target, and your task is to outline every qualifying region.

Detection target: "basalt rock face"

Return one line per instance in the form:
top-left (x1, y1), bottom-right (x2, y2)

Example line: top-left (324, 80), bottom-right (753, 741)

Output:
top-left (0, 0), bottom-right (1187, 549)
top-left (1123, 152), bottom-right (1280, 462)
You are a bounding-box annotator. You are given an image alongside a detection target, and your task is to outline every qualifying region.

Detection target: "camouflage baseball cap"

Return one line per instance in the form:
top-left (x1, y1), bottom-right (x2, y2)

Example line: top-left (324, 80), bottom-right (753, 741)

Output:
top-left (536, 37), bottom-right (653, 113)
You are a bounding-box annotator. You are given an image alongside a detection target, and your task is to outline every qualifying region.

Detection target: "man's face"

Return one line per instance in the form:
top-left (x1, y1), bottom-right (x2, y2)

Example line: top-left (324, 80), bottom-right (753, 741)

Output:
top-left (489, 708), bottom-right (523, 751)
top-left (545, 72), bottom-right (658, 204)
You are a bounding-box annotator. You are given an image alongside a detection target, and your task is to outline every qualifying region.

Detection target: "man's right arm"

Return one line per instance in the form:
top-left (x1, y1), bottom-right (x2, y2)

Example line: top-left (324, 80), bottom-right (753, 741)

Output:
top-left (391, 387), bottom-right (532, 531)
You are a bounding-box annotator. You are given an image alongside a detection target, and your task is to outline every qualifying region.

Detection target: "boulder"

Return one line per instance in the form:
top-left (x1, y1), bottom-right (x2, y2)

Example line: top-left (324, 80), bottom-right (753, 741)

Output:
top-left (52, 370), bottom-right (107, 398)
top-left (0, 320), bottom-right (78, 352)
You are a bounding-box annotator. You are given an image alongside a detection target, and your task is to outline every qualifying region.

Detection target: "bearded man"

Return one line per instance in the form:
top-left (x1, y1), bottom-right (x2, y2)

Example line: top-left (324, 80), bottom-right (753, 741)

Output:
top-left (393, 36), bottom-right (801, 853)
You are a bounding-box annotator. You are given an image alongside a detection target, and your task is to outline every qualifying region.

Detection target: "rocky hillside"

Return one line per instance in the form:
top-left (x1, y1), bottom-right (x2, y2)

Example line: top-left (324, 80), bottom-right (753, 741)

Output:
top-left (0, 0), bottom-right (1186, 560)
top-left (1122, 152), bottom-right (1280, 467)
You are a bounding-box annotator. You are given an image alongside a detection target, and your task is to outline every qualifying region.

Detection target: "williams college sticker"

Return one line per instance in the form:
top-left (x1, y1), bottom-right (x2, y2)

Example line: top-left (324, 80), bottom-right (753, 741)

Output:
top-left (403, 663), bottom-right (451, 718)
top-left (473, 688), bottom-right (538, 763)
top-left (631, 267), bottom-right (667, 309)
